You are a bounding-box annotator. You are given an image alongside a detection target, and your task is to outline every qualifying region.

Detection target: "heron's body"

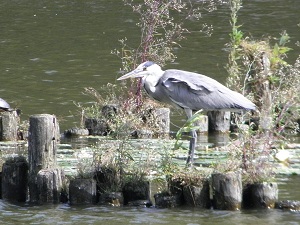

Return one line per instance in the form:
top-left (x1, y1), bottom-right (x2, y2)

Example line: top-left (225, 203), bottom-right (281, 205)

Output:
top-left (142, 68), bottom-right (255, 112)
top-left (117, 61), bottom-right (256, 165)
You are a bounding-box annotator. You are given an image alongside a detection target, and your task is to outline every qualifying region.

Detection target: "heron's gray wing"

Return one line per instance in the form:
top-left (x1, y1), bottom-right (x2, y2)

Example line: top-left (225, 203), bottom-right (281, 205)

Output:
top-left (160, 69), bottom-right (255, 110)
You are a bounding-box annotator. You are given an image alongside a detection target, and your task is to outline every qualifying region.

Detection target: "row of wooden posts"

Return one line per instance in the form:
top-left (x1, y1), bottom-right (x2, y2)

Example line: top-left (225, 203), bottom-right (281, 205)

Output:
top-left (0, 112), bottom-right (282, 210)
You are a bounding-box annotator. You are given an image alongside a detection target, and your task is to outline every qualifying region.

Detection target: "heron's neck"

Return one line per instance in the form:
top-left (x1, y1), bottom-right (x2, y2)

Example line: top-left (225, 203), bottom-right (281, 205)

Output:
top-left (142, 70), bottom-right (164, 88)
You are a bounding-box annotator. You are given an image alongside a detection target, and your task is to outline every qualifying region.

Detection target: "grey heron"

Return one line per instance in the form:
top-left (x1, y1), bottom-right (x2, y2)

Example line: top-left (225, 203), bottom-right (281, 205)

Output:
top-left (117, 61), bottom-right (256, 165)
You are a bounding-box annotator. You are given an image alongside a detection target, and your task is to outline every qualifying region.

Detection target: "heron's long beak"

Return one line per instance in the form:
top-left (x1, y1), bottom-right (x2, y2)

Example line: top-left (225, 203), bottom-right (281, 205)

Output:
top-left (117, 68), bottom-right (145, 80)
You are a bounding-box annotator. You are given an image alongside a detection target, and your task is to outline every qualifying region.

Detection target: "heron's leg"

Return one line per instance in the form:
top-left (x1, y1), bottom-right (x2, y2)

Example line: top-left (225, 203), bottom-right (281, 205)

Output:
top-left (186, 130), bottom-right (197, 165)
top-left (184, 108), bottom-right (197, 166)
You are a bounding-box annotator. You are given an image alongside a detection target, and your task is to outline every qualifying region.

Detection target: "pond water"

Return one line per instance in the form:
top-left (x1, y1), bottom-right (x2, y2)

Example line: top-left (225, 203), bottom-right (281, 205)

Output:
top-left (1, 0), bottom-right (300, 224)
top-left (0, 0), bottom-right (299, 131)
top-left (0, 176), bottom-right (300, 225)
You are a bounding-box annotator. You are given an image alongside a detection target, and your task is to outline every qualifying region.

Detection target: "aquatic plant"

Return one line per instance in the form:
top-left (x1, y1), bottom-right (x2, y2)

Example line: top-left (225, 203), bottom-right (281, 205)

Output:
top-left (223, 0), bottom-right (300, 184)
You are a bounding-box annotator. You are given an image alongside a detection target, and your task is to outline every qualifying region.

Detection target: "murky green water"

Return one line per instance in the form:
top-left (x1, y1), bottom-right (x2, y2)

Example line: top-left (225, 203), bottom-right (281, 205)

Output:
top-left (1, 0), bottom-right (299, 131)
top-left (1, 0), bottom-right (300, 224)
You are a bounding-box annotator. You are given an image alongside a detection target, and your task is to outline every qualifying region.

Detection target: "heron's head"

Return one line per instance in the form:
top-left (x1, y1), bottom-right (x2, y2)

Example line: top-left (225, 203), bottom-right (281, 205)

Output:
top-left (117, 61), bottom-right (162, 80)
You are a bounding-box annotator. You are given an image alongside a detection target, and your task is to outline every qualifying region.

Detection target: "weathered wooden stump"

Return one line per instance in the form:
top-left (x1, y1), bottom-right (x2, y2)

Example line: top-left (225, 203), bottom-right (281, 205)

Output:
top-left (149, 179), bottom-right (168, 205)
top-left (194, 115), bottom-right (209, 143)
top-left (195, 115), bottom-right (209, 134)
top-left (260, 116), bottom-right (273, 131)
top-left (94, 166), bottom-right (120, 195)
top-left (37, 168), bottom-right (64, 204)
top-left (153, 108), bottom-right (170, 134)
top-left (69, 178), bottom-right (97, 205)
top-left (182, 180), bottom-right (211, 208)
top-left (84, 118), bottom-right (110, 136)
top-left (99, 192), bottom-right (124, 206)
top-left (122, 180), bottom-right (150, 205)
top-left (242, 182), bottom-right (278, 209)
top-left (207, 111), bottom-right (231, 133)
top-left (0, 110), bottom-right (19, 141)
top-left (211, 172), bottom-right (242, 210)
top-left (154, 192), bottom-right (177, 208)
top-left (212, 132), bottom-right (230, 145)
top-left (28, 114), bottom-right (60, 203)
top-left (2, 156), bottom-right (28, 202)
top-left (101, 104), bottom-right (118, 118)
top-left (168, 178), bottom-right (184, 206)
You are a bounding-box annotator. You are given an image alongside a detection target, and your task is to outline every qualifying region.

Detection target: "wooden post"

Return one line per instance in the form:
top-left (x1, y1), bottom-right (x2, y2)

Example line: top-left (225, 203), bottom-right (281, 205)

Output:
top-left (0, 110), bottom-right (19, 141)
top-left (153, 108), bottom-right (170, 135)
top-left (243, 182), bottom-right (278, 209)
top-left (207, 111), bottom-right (231, 133)
top-left (122, 180), bottom-right (150, 205)
top-left (84, 118), bottom-right (109, 135)
top-left (2, 156), bottom-right (28, 202)
top-left (99, 192), bottom-right (124, 206)
top-left (211, 172), bottom-right (242, 210)
top-left (37, 168), bottom-right (64, 204)
top-left (195, 115), bottom-right (208, 143)
top-left (28, 114), bottom-right (60, 203)
top-left (182, 180), bottom-right (211, 208)
top-left (154, 192), bottom-right (177, 208)
top-left (69, 178), bottom-right (97, 205)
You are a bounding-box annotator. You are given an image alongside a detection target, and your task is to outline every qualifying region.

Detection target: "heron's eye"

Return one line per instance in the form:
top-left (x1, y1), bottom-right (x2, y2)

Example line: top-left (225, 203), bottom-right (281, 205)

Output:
top-left (143, 67), bottom-right (147, 71)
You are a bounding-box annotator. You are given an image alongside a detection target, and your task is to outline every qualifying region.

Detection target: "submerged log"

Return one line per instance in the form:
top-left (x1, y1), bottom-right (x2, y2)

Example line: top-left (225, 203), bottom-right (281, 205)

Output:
top-left (28, 114), bottom-right (60, 203)
top-left (0, 110), bottom-right (19, 141)
top-left (2, 156), bottom-right (28, 202)
top-left (211, 172), bottom-right (242, 210)
top-left (243, 182), bottom-right (278, 209)
top-left (37, 168), bottom-right (64, 204)
top-left (69, 178), bottom-right (97, 205)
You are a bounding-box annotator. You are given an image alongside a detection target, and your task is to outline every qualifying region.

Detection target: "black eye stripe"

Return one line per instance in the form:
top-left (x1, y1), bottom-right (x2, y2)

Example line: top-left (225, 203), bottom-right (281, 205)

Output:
top-left (143, 67), bottom-right (147, 71)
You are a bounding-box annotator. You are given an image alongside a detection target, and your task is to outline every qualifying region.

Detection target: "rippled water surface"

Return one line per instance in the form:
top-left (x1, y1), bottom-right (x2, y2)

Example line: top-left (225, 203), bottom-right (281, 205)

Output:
top-left (1, 176), bottom-right (300, 225)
